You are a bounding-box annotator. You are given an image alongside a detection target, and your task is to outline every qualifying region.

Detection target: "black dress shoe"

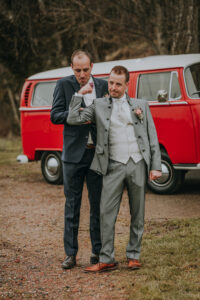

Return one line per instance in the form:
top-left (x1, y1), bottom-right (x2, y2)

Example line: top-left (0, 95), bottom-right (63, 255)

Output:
top-left (90, 253), bottom-right (99, 264)
top-left (62, 256), bottom-right (76, 269)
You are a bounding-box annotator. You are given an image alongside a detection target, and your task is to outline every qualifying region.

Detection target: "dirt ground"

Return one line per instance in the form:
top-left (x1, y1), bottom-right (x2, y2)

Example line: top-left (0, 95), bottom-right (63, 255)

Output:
top-left (0, 162), bottom-right (200, 299)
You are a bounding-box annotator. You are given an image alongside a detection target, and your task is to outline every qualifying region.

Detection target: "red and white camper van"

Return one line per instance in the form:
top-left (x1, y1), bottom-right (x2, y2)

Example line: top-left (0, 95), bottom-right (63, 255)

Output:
top-left (19, 54), bottom-right (200, 194)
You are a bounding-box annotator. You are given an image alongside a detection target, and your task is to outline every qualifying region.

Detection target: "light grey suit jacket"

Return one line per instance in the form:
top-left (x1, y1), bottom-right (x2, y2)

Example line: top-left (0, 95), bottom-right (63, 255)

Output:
top-left (67, 94), bottom-right (161, 176)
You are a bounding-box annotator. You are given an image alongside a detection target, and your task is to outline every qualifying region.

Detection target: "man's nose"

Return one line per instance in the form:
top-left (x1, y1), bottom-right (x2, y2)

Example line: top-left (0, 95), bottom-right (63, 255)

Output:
top-left (80, 71), bottom-right (85, 77)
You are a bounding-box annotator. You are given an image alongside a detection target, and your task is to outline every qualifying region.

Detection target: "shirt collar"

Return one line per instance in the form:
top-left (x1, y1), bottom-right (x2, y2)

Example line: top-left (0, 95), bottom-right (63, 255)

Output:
top-left (113, 93), bottom-right (126, 102)
top-left (88, 76), bottom-right (94, 84)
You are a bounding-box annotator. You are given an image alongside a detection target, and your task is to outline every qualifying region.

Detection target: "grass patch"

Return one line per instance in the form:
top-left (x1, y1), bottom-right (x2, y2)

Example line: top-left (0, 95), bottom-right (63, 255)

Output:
top-left (0, 137), bottom-right (22, 165)
top-left (118, 219), bottom-right (200, 299)
top-left (0, 137), bottom-right (43, 182)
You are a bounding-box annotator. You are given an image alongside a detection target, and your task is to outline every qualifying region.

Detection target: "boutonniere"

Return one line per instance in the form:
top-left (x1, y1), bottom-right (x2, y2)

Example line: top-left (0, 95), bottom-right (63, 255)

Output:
top-left (134, 107), bottom-right (144, 123)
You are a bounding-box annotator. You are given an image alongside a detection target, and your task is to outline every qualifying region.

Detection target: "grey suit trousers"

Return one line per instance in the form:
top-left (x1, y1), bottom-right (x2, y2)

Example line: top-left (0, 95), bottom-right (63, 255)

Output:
top-left (99, 158), bottom-right (146, 263)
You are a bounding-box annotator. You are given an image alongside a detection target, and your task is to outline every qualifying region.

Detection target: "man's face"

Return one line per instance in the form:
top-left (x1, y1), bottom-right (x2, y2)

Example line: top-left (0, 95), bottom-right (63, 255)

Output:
top-left (108, 72), bottom-right (129, 99)
top-left (71, 55), bottom-right (93, 86)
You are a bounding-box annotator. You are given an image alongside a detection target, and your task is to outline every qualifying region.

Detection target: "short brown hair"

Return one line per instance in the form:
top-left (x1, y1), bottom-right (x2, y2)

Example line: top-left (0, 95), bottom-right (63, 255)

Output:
top-left (71, 49), bottom-right (93, 65)
top-left (110, 65), bottom-right (129, 82)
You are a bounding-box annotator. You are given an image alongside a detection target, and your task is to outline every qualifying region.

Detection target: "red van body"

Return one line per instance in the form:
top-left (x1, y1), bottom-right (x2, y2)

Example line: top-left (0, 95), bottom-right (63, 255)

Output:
top-left (19, 54), bottom-right (200, 194)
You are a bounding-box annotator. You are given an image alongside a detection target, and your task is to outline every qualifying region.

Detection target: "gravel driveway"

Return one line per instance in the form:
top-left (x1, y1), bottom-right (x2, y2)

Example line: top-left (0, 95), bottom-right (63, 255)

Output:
top-left (0, 162), bottom-right (200, 299)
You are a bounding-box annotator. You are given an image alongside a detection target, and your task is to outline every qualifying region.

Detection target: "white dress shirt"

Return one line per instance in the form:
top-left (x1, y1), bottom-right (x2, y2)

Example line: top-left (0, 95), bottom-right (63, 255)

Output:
top-left (83, 77), bottom-right (96, 106)
top-left (81, 77), bottom-right (96, 145)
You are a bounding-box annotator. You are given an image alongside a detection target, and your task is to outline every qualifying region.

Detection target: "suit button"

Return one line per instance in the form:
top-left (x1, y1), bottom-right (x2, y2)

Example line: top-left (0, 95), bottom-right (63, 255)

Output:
top-left (105, 129), bottom-right (108, 131)
top-left (138, 136), bottom-right (141, 138)
top-left (104, 144), bottom-right (107, 146)
top-left (106, 118), bottom-right (109, 120)
top-left (108, 106), bottom-right (111, 109)
top-left (135, 122), bottom-right (138, 125)
top-left (142, 149), bottom-right (145, 152)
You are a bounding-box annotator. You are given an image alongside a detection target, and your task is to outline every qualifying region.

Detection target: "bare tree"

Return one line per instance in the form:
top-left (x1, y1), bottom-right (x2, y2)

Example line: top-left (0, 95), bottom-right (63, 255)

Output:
top-left (0, 0), bottom-right (199, 135)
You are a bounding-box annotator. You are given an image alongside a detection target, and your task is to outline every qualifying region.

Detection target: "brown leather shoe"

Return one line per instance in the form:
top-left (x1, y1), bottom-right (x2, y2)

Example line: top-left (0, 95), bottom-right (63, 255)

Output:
top-left (128, 259), bottom-right (141, 270)
top-left (84, 262), bottom-right (118, 273)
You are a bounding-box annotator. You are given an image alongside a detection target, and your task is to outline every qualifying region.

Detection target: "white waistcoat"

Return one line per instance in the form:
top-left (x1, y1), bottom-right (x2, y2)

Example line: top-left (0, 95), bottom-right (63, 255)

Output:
top-left (109, 96), bottom-right (143, 164)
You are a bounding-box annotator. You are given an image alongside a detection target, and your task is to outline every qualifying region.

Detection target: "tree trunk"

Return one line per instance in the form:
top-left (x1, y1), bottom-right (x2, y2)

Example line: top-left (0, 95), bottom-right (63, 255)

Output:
top-left (155, 3), bottom-right (168, 54)
top-left (186, 0), bottom-right (199, 52)
top-left (4, 80), bottom-right (20, 127)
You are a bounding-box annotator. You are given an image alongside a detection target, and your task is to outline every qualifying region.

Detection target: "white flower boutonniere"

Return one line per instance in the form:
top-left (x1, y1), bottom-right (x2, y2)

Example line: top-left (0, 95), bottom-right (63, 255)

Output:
top-left (134, 107), bottom-right (144, 123)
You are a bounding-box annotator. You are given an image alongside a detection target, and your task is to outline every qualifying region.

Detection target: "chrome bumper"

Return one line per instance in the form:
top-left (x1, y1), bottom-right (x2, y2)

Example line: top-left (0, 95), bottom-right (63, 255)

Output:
top-left (173, 163), bottom-right (200, 170)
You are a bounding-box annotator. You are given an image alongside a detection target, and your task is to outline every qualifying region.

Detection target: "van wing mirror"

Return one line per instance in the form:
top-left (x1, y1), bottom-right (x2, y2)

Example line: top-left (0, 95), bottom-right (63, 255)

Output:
top-left (157, 90), bottom-right (168, 102)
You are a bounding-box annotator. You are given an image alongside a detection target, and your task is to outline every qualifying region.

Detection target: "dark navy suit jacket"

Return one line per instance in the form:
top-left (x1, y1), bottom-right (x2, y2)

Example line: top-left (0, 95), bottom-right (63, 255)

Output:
top-left (50, 75), bottom-right (108, 163)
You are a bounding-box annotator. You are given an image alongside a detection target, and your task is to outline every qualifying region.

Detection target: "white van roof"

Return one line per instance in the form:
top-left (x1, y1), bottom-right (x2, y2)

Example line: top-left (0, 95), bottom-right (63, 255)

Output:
top-left (28, 54), bottom-right (200, 80)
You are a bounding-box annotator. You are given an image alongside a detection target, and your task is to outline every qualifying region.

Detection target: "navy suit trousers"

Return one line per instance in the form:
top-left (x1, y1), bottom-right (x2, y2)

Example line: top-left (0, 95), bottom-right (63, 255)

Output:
top-left (63, 148), bottom-right (102, 256)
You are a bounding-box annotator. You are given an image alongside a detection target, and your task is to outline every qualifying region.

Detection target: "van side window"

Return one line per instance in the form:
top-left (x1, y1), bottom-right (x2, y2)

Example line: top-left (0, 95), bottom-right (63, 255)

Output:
top-left (137, 72), bottom-right (171, 101)
top-left (185, 63), bottom-right (200, 98)
top-left (137, 72), bottom-right (182, 101)
top-left (32, 81), bottom-right (57, 106)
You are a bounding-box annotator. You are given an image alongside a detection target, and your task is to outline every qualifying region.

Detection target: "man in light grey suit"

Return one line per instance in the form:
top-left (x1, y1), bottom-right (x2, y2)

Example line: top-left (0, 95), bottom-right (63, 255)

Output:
top-left (67, 66), bottom-right (162, 272)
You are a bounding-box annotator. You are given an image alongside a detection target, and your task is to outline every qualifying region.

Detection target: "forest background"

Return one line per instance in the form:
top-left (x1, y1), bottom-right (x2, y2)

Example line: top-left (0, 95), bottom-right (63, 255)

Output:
top-left (0, 0), bottom-right (199, 136)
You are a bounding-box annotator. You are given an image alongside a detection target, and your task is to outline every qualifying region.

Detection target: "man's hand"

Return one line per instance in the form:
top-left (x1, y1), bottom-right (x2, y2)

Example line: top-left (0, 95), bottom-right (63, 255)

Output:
top-left (149, 170), bottom-right (162, 181)
top-left (78, 83), bottom-right (93, 95)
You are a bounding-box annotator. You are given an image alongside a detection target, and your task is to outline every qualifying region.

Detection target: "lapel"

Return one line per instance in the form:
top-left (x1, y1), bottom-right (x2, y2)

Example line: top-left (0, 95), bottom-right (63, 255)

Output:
top-left (126, 94), bottom-right (145, 139)
top-left (71, 75), bottom-right (80, 92)
top-left (93, 76), bottom-right (102, 98)
top-left (127, 94), bottom-right (142, 124)
top-left (71, 76), bottom-right (86, 107)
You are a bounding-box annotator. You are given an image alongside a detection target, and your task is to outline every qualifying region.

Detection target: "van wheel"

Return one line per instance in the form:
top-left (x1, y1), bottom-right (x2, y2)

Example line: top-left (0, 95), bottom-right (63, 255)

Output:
top-left (147, 152), bottom-right (185, 194)
top-left (41, 151), bottom-right (63, 184)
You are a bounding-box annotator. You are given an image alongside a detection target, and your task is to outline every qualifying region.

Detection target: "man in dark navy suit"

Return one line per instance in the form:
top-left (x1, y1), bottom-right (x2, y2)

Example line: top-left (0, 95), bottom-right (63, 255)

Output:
top-left (51, 50), bottom-right (108, 269)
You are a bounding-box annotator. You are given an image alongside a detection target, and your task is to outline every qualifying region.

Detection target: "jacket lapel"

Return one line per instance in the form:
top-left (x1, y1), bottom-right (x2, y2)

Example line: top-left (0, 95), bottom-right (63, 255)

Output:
top-left (71, 76), bottom-right (86, 107)
top-left (127, 95), bottom-right (145, 141)
top-left (127, 95), bottom-right (142, 124)
top-left (71, 76), bottom-right (80, 92)
top-left (93, 77), bottom-right (103, 98)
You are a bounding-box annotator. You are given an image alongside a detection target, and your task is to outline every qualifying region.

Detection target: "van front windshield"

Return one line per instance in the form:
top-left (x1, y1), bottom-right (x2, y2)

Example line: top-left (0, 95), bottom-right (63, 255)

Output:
top-left (185, 63), bottom-right (200, 99)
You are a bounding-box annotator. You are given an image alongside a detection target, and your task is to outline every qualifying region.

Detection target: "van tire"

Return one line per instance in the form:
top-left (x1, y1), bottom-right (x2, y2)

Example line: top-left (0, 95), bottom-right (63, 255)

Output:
top-left (41, 151), bottom-right (63, 185)
top-left (147, 152), bottom-right (185, 194)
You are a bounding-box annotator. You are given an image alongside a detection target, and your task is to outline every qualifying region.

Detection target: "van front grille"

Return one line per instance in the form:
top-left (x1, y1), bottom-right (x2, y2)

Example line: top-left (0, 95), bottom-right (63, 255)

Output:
top-left (24, 83), bottom-right (32, 106)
